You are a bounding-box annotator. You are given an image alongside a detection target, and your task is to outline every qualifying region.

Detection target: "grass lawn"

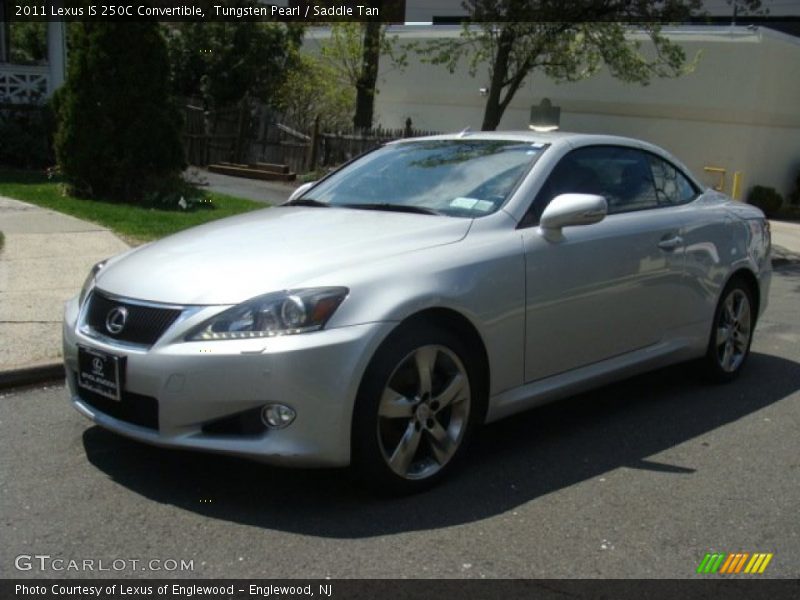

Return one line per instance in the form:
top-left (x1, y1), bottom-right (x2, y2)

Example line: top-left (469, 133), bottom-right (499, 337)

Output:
top-left (0, 168), bottom-right (266, 244)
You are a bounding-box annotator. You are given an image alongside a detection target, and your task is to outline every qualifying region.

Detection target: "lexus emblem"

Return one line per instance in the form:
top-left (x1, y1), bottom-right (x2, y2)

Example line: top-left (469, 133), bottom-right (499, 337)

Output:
top-left (92, 357), bottom-right (104, 375)
top-left (105, 306), bottom-right (128, 335)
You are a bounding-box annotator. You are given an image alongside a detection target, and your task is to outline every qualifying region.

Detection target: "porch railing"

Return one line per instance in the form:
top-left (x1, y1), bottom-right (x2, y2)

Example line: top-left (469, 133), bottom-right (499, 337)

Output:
top-left (0, 64), bottom-right (49, 104)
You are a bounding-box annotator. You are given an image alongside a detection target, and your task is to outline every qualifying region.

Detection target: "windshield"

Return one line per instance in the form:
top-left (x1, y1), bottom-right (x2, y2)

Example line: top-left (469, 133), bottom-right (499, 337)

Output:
top-left (301, 139), bottom-right (547, 218)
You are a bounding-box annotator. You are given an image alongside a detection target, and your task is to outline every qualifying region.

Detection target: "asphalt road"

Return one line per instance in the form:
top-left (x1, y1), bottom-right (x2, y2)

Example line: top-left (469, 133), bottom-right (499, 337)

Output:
top-left (1, 264), bottom-right (799, 580)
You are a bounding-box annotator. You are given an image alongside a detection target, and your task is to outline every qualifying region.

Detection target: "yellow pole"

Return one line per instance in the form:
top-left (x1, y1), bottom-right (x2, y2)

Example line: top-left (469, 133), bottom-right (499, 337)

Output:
top-left (732, 171), bottom-right (743, 201)
top-left (703, 166), bottom-right (726, 192)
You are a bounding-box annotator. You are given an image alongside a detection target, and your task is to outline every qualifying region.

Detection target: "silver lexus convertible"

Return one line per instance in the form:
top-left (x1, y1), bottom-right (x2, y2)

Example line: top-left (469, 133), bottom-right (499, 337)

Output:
top-left (63, 132), bottom-right (771, 493)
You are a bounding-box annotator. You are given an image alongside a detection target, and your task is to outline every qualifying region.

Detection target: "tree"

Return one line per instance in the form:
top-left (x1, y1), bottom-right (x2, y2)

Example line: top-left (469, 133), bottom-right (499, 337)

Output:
top-left (318, 22), bottom-right (406, 131)
top-left (727, 0), bottom-right (767, 22)
top-left (8, 22), bottom-right (47, 64)
top-left (354, 20), bottom-right (383, 131)
top-left (417, 0), bottom-right (762, 131)
top-left (276, 49), bottom-right (355, 132)
top-left (54, 22), bottom-right (184, 202)
top-left (166, 19), bottom-right (303, 110)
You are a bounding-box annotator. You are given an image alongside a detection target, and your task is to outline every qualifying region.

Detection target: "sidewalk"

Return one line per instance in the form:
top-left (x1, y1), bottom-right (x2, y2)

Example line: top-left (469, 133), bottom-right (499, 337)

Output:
top-left (0, 170), bottom-right (298, 389)
top-left (0, 196), bottom-right (129, 382)
top-left (0, 194), bottom-right (798, 389)
top-left (770, 219), bottom-right (800, 265)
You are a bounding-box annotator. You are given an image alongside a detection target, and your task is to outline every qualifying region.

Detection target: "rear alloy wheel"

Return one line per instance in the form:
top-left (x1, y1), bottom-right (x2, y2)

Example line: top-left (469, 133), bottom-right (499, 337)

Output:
top-left (352, 324), bottom-right (482, 493)
top-left (704, 281), bottom-right (754, 382)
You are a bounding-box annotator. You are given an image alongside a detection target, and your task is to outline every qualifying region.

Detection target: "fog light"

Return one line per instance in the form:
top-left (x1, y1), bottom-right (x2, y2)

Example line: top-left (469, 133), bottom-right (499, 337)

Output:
top-left (261, 404), bottom-right (296, 429)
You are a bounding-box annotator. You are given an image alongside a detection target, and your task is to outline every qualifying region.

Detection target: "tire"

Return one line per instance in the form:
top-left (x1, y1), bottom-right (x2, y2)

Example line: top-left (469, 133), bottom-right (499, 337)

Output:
top-left (351, 321), bottom-right (485, 494)
top-left (703, 279), bottom-right (755, 383)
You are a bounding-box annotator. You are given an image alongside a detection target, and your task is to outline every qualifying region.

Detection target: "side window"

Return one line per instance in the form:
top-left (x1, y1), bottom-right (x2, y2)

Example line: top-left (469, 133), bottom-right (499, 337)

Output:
top-left (648, 155), bottom-right (698, 206)
top-left (606, 149), bottom-right (658, 214)
top-left (521, 146), bottom-right (658, 226)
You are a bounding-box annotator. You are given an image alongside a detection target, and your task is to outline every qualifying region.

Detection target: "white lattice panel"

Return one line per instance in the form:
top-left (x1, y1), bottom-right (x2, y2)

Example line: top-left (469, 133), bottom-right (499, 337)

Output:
top-left (0, 67), bottom-right (49, 104)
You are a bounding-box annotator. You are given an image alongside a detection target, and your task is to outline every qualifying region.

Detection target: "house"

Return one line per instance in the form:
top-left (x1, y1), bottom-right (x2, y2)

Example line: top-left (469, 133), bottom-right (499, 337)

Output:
top-left (0, 16), bottom-right (66, 104)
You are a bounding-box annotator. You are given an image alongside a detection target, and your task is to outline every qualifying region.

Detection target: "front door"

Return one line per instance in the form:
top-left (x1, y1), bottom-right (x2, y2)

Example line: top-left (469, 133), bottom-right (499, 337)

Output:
top-left (521, 145), bottom-right (689, 382)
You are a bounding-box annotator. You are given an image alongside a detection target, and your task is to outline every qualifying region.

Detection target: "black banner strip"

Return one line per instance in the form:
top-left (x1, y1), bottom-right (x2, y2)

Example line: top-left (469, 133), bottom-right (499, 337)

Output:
top-left (4, 0), bottom-right (800, 24)
top-left (3, 579), bottom-right (800, 600)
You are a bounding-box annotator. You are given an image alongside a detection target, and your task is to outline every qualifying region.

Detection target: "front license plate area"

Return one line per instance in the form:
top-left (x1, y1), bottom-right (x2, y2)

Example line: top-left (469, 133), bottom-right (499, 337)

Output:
top-left (77, 346), bottom-right (124, 401)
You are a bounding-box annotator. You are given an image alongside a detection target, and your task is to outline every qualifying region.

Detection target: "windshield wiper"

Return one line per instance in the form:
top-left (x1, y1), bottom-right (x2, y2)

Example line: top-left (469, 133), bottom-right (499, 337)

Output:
top-left (339, 203), bottom-right (441, 216)
top-left (283, 198), bottom-right (330, 207)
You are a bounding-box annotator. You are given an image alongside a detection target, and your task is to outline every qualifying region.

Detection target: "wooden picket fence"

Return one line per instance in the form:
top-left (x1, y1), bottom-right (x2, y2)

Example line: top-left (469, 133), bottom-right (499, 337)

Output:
top-left (182, 101), bottom-right (439, 175)
top-left (316, 123), bottom-right (441, 170)
top-left (245, 119), bottom-right (441, 175)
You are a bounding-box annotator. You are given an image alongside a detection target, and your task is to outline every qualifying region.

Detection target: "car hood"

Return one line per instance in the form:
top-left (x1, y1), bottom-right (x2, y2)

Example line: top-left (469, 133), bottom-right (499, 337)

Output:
top-left (95, 206), bottom-right (471, 305)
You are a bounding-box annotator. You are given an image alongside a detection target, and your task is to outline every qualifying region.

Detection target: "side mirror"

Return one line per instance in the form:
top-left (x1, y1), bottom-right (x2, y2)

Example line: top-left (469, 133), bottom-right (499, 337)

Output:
top-left (540, 193), bottom-right (607, 231)
top-left (286, 181), bottom-right (317, 203)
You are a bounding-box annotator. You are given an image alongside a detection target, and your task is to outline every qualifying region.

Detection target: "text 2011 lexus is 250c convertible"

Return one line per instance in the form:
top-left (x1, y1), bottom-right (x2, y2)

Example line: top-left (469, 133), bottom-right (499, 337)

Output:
top-left (64, 132), bottom-right (771, 493)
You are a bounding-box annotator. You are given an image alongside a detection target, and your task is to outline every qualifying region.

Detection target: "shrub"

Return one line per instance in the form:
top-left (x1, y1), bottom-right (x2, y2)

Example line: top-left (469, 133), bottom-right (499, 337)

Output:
top-left (298, 168), bottom-right (333, 184)
top-left (746, 185), bottom-right (783, 217)
top-left (54, 22), bottom-right (184, 203)
top-left (789, 167), bottom-right (800, 206)
top-left (0, 105), bottom-right (55, 168)
top-left (142, 177), bottom-right (214, 212)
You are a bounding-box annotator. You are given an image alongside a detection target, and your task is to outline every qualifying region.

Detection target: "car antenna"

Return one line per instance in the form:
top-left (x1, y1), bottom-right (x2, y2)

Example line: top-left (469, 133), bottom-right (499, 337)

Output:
top-left (458, 127), bottom-right (472, 138)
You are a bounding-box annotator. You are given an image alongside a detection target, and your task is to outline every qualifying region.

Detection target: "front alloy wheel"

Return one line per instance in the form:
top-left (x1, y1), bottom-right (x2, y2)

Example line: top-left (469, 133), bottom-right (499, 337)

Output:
top-left (352, 323), bottom-right (483, 493)
top-left (377, 345), bottom-right (470, 480)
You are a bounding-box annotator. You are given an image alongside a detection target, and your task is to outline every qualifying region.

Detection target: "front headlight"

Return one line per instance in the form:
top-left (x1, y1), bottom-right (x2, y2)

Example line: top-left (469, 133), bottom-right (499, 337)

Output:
top-left (78, 259), bottom-right (107, 307)
top-left (186, 287), bottom-right (349, 341)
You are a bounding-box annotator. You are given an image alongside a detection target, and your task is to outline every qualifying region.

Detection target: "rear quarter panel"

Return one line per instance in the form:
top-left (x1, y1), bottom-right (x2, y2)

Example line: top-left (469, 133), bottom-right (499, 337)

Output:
top-left (681, 192), bottom-right (770, 333)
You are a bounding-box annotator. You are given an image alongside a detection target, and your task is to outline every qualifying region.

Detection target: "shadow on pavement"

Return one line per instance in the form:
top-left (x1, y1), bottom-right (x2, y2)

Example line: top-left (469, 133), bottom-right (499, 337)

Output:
top-left (773, 262), bottom-right (800, 293)
top-left (82, 350), bottom-right (800, 538)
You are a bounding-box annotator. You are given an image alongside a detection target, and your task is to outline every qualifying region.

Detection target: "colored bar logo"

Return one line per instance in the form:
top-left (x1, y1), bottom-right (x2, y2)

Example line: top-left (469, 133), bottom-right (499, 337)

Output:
top-left (696, 552), bottom-right (773, 574)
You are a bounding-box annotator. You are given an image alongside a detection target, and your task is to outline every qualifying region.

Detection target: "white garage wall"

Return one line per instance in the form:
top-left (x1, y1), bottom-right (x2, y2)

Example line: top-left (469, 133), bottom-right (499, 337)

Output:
top-left (402, 0), bottom-right (800, 22)
top-left (372, 26), bottom-right (800, 198)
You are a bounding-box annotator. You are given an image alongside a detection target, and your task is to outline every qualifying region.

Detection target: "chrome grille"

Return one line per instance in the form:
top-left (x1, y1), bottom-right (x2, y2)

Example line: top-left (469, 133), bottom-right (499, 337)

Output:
top-left (83, 291), bottom-right (182, 346)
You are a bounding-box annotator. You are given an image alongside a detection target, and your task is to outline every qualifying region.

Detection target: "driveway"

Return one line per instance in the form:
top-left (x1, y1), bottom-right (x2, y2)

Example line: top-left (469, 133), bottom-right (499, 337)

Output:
top-left (184, 168), bottom-right (297, 205)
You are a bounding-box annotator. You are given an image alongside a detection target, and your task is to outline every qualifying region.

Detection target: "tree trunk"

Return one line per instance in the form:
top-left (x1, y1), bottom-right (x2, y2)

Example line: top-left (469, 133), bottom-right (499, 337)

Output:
top-left (306, 115), bottom-right (320, 172)
top-left (353, 20), bottom-right (382, 132)
top-left (480, 30), bottom-right (513, 131)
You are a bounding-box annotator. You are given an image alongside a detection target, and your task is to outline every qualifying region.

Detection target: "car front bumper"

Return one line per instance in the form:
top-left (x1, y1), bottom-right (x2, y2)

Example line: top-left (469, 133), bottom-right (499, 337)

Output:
top-left (63, 295), bottom-right (394, 467)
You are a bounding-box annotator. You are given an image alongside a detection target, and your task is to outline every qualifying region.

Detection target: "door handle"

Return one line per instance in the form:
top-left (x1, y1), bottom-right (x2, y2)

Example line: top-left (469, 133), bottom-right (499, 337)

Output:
top-left (658, 235), bottom-right (683, 250)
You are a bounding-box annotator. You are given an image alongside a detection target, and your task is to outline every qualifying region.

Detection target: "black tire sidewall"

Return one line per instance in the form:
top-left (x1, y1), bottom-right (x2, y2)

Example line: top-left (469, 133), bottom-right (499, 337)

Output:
top-left (351, 321), bottom-right (485, 494)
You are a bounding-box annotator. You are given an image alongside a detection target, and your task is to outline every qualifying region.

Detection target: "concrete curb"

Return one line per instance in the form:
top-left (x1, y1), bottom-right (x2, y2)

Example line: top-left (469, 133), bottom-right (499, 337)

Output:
top-left (0, 363), bottom-right (65, 391)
